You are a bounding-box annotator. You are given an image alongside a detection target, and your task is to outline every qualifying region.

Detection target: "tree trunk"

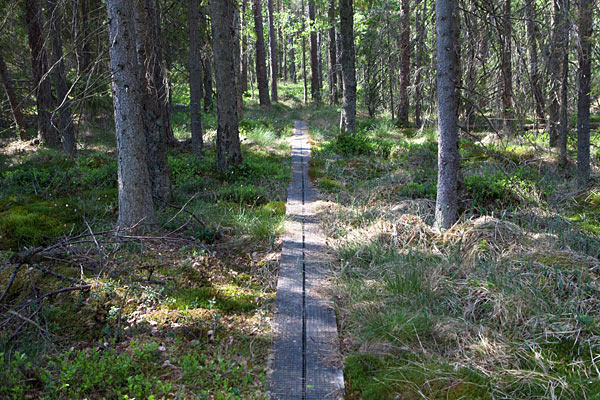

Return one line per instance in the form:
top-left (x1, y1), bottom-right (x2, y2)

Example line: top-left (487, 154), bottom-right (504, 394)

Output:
top-left (25, 0), bottom-right (60, 147)
top-left (200, 6), bottom-right (213, 111)
top-left (525, 0), bottom-right (546, 125)
top-left (328, 0), bottom-right (338, 104)
top-left (189, 0), bottom-right (204, 156)
top-left (548, 0), bottom-right (568, 147)
top-left (397, 0), bottom-right (410, 126)
top-left (267, 0), bottom-right (278, 102)
top-left (414, 0), bottom-right (425, 127)
top-left (308, 0), bottom-right (320, 102)
top-left (501, 0), bottom-right (514, 133)
top-left (577, 0), bottom-right (593, 186)
top-left (107, 0), bottom-right (155, 229)
top-left (210, 0), bottom-right (243, 172)
top-left (241, 0), bottom-right (248, 93)
top-left (339, 0), bottom-right (356, 133)
top-left (301, 1), bottom-right (308, 103)
top-left (0, 53), bottom-right (26, 139)
top-left (234, 6), bottom-right (243, 119)
top-left (253, 0), bottom-right (270, 106)
top-left (559, 51), bottom-right (569, 165)
top-left (134, 0), bottom-right (172, 203)
top-left (47, 0), bottom-right (77, 156)
top-left (289, 35), bottom-right (296, 83)
top-left (435, 0), bottom-right (460, 230)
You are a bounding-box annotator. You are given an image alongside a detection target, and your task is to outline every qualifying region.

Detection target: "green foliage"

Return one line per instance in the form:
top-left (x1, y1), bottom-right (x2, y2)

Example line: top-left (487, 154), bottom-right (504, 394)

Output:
top-left (331, 133), bottom-right (394, 158)
top-left (217, 185), bottom-right (267, 205)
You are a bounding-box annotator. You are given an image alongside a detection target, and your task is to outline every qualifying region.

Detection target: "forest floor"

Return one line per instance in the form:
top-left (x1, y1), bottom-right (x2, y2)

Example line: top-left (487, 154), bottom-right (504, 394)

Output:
top-left (0, 84), bottom-right (321, 399)
top-left (1, 83), bottom-right (600, 399)
top-left (306, 110), bottom-right (600, 399)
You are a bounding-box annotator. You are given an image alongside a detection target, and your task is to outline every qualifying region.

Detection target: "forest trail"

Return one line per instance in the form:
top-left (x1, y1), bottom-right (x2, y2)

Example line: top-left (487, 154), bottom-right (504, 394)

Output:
top-left (269, 121), bottom-right (344, 399)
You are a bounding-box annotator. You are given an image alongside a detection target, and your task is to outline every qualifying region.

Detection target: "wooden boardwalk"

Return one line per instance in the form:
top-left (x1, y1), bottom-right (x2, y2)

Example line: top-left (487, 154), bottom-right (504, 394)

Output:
top-left (269, 121), bottom-right (344, 399)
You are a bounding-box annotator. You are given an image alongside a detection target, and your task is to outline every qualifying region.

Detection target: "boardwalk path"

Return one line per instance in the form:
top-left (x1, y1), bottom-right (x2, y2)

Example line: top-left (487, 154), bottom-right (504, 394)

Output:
top-left (269, 121), bottom-right (344, 399)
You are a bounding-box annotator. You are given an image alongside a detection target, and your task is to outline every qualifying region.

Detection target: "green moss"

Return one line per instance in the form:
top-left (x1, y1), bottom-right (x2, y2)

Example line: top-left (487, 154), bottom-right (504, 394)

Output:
top-left (318, 177), bottom-right (344, 192)
top-left (169, 285), bottom-right (264, 314)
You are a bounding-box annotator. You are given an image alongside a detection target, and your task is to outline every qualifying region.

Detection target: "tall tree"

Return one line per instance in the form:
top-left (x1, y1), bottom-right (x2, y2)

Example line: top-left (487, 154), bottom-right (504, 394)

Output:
top-left (241, 0), bottom-right (249, 93)
top-left (106, 0), bottom-right (155, 228)
top-left (309, 0), bottom-right (320, 102)
top-left (200, 6), bottom-right (214, 111)
top-left (435, 0), bottom-right (460, 230)
top-left (339, 0), bottom-right (356, 133)
top-left (253, 0), bottom-right (270, 106)
top-left (301, 0), bottom-right (308, 102)
top-left (210, 0), bottom-right (243, 172)
top-left (328, 0), bottom-right (338, 104)
top-left (189, 0), bottom-right (204, 156)
top-left (0, 53), bottom-right (26, 139)
top-left (134, 0), bottom-right (172, 202)
top-left (397, 0), bottom-right (410, 126)
top-left (289, 35), bottom-right (297, 83)
top-left (414, 0), bottom-right (425, 127)
top-left (500, 0), bottom-right (514, 133)
top-left (47, 0), bottom-right (76, 156)
top-left (524, 0), bottom-right (546, 125)
top-left (267, 0), bottom-right (278, 102)
top-left (548, 0), bottom-right (569, 147)
top-left (25, 0), bottom-right (60, 146)
top-left (577, 0), bottom-right (593, 186)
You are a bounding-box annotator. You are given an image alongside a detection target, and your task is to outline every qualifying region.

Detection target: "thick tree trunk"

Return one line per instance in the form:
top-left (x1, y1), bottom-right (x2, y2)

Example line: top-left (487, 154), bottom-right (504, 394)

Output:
top-left (253, 0), bottom-right (270, 106)
top-left (267, 0), bottom-right (278, 102)
top-left (308, 0), bottom-right (320, 102)
top-left (47, 0), bottom-right (77, 156)
top-left (549, 0), bottom-right (568, 147)
top-left (210, 0), bottom-right (243, 172)
top-left (577, 0), bottom-right (593, 186)
top-left (107, 0), bottom-right (155, 228)
top-left (328, 0), bottom-right (338, 104)
top-left (397, 0), bottom-right (410, 126)
top-left (501, 0), bottom-right (514, 133)
top-left (525, 0), bottom-right (546, 125)
top-left (339, 0), bottom-right (356, 133)
top-left (0, 53), bottom-right (26, 139)
top-left (134, 0), bottom-right (172, 203)
top-left (189, 0), bottom-right (204, 156)
top-left (25, 0), bottom-right (60, 146)
top-left (435, 0), bottom-right (460, 230)
top-left (241, 0), bottom-right (249, 93)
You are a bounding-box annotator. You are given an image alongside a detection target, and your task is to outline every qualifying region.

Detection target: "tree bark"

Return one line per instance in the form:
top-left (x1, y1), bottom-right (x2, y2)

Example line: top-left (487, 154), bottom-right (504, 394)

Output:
top-left (548, 0), bottom-right (568, 147)
top-left (577, 0), bottom-right (593, 186)
top-left (500, 0), bottom-right (514, 133)
top-left (134, 0), bottom-right (172, 203)
top-left (210, 0), bottom-right (243, 172)
top-left (414, 0), bottom-right (425, 127)
top-left (200, 6), bottom-right (213, 111)
top-left (25, 0), bottom-right (60, 146)
top-left (301, 1), bottom-right (308, 103)
top-left (308, 0), bottom-right (320, 102)
top-left (397, 0), bottom-right (410, 126)
top-left (328, 0), bottom-right (338, 104)
top-left (0, 53), bottom-right (26, 139)
top-left (267, 0), bottom-right (278, 102)
top-left (189, 0), bottom-right (204, 156)
top-left (234, 6), bottom-right (243, 119)
top-left (253, 0), bottom-right (270, 106)
top-left (559, 51), bottom-right (569, 165)
top-left (435, 0), bottom-right (460, 230)
top-left (289, 35), bottom-right (296, 83)
top-left (107, 0), bottom-right (155, 228)
top-left (525, 0), bottom-right (546, 125)
top-left (339, 0), bottom-right (356, 133)
top-left (241, 0), bottom-right (248, 93)
top-left (47, 0), bottom-right (77, 156)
